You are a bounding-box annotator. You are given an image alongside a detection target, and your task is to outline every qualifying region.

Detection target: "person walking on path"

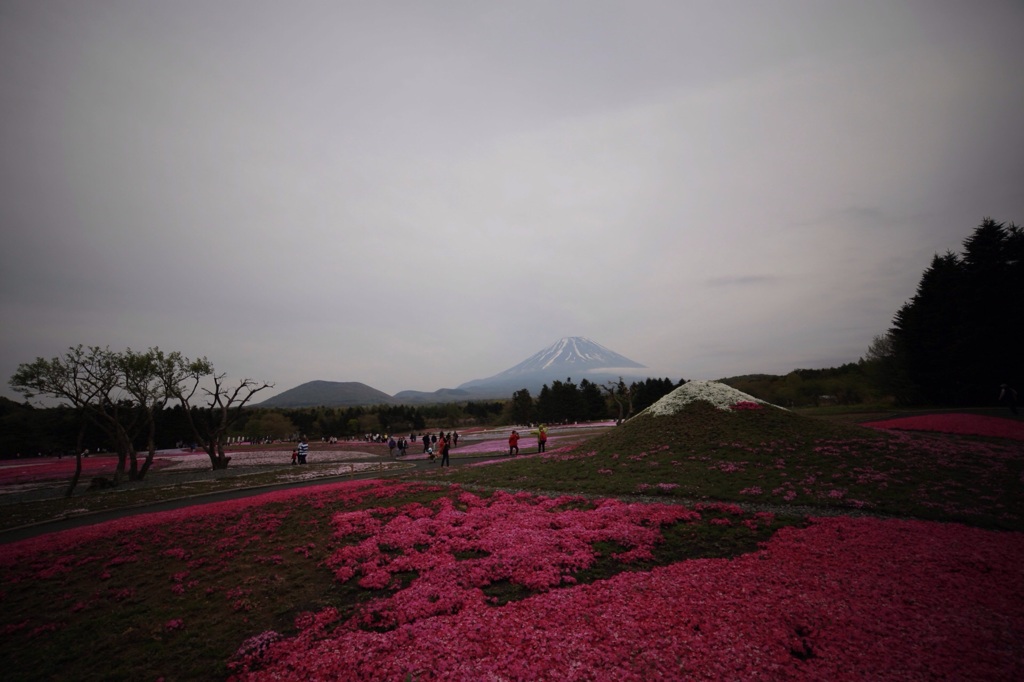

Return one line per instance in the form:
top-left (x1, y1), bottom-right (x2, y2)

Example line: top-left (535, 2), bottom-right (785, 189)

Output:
top-left (388, 437), bottom-right (397, 457)
top-left (440, 434), bottom-right (451, 467)
top-left (1000, 384), bottom-right (1019, 415)
top-left (537, 425), bottom-right (548, 453)
top-left (508, 430), bottom-right (520, 456)
top-left (297, 437), bottom-right (309, 464)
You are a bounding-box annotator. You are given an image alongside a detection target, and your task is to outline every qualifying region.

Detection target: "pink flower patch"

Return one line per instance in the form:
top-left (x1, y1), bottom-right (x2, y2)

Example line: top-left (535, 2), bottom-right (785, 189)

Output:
top-left (862, 413), bottom-right (1024, 441)
top-left (231, 516), bottom-right (1024, 681)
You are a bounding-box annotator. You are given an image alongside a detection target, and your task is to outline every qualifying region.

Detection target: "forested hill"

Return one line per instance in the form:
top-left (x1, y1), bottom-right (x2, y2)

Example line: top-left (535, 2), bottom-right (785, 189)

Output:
top-left (256, 381), bottom-right (393, 408)
top-left (720, 364), bottom-right (878, 408)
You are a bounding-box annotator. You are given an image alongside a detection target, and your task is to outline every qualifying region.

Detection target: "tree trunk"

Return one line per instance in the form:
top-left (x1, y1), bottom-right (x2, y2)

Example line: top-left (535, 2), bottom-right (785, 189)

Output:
top-left (204, 441), bottom-right (232, 470)
top-left (128, 447), bottom-right (140, 481)
top-left (138, 449), bottom-right (155, 479)
top-left (137, 410), bottom-right (157, 480)
top-left (213, 440), bottom-right (231, 469)
top-left (65, 422), bottom-right (86, 498)
top-left (114, 447), bottom-right (127, 485)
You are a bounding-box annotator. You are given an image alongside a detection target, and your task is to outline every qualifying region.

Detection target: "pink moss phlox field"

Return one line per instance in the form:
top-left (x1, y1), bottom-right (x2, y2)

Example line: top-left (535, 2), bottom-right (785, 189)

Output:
top-left (8, 471), bottom-right (1024, 680)
top-left (0, 480), bottom-right (424, 565)
top-left (862, 413), bottom-right (1024, 441)
top-left (233, 515), bottom-right (1024, 681)
top-left (0, 456), bottom-right (176, 485)
top-left (321, 491), bottom-right (699, 630)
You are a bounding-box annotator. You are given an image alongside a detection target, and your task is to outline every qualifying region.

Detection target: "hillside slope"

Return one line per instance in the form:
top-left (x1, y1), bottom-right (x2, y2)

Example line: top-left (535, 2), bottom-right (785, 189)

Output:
top-left (256, 381), bottom-right (393, 408)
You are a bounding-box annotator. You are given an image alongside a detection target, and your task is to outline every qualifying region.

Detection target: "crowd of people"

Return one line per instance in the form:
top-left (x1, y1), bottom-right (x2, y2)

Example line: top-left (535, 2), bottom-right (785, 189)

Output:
top-left (288, 425), bottom-right (554, 469)
top-left (417, 430), bottom-right (459, 467)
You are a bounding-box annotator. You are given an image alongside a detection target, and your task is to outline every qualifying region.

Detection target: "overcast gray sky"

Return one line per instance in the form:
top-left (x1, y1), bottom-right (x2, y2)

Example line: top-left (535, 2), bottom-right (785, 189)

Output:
top-left (2, 0), bottom-right (1023, 402)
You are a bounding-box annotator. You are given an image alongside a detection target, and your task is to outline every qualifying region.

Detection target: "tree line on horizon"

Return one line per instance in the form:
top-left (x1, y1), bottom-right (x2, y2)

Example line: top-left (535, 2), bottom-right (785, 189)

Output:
top-left (4, 217), bottom-right (1020, 482)
top-left (724, 217), bottom-right (1023, 408)
top-left (0, 375), bottom-right (682, 466)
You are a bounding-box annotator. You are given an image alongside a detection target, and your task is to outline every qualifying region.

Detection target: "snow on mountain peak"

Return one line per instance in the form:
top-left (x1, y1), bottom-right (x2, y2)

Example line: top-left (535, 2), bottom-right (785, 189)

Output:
top-left (501, 337), bottom-right (645, 375)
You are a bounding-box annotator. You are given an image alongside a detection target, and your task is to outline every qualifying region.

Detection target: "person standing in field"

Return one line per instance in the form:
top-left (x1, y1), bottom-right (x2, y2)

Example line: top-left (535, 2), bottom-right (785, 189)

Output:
top-left (537, 425), bottom-right (548, 453)
top-left (297, 436), bottom-right (309, 464)
top-left (508, 430), bottom-right (520, 456)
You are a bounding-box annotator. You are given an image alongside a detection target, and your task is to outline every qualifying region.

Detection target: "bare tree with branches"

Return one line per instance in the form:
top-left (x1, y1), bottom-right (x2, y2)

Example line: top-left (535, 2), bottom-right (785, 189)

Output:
top-left (163, 356), bottom-right (273, 470)
top-left (602, 377), bottom-right (634, 425)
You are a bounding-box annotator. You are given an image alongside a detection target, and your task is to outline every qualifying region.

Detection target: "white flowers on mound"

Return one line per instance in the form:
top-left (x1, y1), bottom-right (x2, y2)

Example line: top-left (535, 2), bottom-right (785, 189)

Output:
top-left (642, 380), bottom-right (776, 416)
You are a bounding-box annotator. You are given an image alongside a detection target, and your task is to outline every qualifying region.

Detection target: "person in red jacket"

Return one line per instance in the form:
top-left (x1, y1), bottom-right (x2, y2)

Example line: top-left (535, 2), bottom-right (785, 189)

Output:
top-left (508, 430), bottom-right (520, 456)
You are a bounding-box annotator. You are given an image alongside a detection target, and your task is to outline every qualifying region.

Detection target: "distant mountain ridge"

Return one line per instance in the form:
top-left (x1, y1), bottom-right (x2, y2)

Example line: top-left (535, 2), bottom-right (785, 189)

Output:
top-left (258, 337), bottom-right (651, 407)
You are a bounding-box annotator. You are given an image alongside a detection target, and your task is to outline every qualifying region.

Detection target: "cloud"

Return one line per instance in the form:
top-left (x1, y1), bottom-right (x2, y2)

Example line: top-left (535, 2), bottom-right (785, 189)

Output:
top-left (705, 276), bottom-right (782, 288)
top-left (2, 1), bottom-right (1023, 401)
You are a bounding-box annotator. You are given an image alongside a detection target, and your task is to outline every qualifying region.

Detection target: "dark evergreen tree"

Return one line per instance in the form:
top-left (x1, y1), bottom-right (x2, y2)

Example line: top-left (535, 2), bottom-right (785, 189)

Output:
top-left (509, 389), bottom-right (535, 425)
top-left (631, 377), bottom-right (681, 413)
top-left (537, 378), bottom-right (583, 423)
top-left (578, 379), bottom-right (608, 420)
top-left (889, 218), bottom-right (1023, 405)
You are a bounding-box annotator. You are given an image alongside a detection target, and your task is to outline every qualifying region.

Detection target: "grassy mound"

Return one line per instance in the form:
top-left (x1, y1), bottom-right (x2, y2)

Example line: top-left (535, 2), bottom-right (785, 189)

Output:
top-left (602, 398), bottom-right (879, 453)
top-left (443, 384), bottom-right (1024, 529)
top-left (593, 378), bottom-right (880, 454)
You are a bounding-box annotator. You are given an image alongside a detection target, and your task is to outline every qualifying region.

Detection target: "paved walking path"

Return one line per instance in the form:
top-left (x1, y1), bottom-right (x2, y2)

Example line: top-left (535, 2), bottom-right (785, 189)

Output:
top-left (0, 451), bottom-right (514, 544)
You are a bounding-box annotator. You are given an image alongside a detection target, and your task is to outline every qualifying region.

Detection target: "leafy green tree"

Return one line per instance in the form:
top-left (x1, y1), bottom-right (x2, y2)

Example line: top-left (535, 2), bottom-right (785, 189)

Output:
top-left (249, 412), bottom-right (297, 440)
top-left (119, 348), bottom-right (182, 480)
top-left (464, 400), bottom-right (505, 424)
top-left (9, 345), bottom-right (171, 490)
top-left (377, 405), bottom-right (423, 435)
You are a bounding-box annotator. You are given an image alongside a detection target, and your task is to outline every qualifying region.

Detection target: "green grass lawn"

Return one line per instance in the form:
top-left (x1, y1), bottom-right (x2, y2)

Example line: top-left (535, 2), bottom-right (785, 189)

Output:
top-left (439, 403), bottom-right (1024, 530)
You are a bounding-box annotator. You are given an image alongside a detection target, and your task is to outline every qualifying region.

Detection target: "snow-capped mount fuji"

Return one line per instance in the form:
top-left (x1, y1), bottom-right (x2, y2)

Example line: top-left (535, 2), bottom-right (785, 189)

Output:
top-left (452, 337), bottom-right (648, 398)
top-left (497, 337), bottom-right (645, 375)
